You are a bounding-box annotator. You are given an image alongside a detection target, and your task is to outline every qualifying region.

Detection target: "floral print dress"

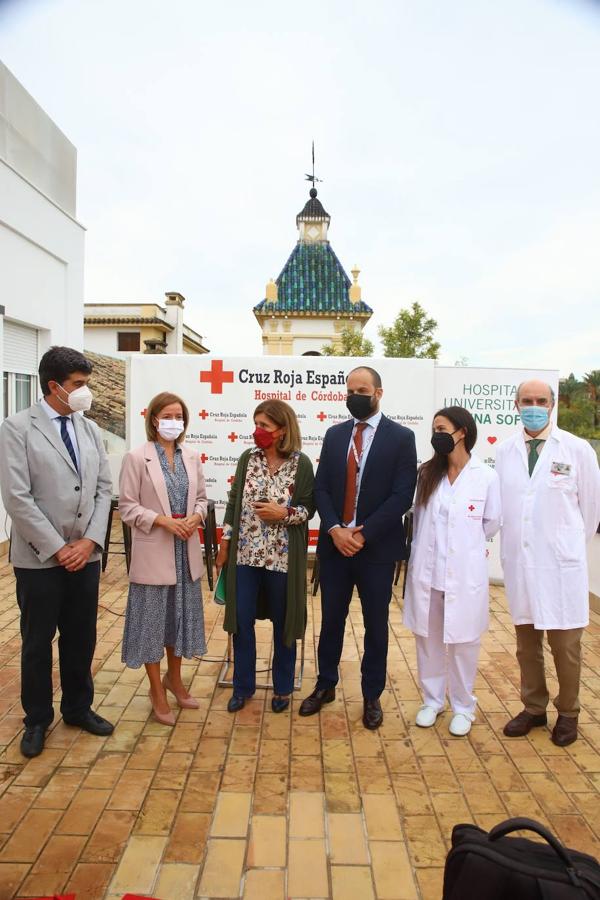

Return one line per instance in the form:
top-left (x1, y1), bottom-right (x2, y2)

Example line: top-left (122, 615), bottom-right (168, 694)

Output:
top-left (121, 444), bottom-right (207, 667)
top-left (221, 449), bottom-right (309, 573)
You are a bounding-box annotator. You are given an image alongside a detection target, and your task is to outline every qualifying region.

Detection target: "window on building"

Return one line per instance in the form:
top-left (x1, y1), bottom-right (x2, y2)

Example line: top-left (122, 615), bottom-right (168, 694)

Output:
top-left (117, 332), bottom-right (141, 352)
top-left (3, 372), bottom-right (36, 416)
top-left (2, 320), bottom-right (39, 419)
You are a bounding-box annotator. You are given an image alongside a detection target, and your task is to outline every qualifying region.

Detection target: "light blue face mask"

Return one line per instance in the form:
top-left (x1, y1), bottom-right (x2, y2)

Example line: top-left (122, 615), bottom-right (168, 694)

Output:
top-left (519, 405), bottom-right (549, 431)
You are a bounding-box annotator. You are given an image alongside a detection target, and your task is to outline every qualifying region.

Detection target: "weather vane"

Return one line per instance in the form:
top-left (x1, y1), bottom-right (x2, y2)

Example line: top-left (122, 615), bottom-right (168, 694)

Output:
top-left (305, 141), bottom-right (323, 187)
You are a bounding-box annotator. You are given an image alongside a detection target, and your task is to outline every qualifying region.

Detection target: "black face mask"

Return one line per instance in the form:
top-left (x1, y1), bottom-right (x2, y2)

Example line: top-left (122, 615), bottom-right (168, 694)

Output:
top-left (431, 429), bottom-right (462, 456)
top-left (346, 393), bottom-right (374, 420)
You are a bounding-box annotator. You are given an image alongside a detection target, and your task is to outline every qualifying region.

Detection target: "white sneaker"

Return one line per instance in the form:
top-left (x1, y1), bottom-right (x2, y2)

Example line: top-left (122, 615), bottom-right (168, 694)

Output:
top-left (449, 713), bottom-right (473, 736)
top-left (415, 705), bottom-right (440, 728)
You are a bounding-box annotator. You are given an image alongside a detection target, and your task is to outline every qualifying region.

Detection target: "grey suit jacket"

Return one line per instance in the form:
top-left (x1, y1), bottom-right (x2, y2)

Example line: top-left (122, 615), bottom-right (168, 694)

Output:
top-left (0, 402), bottom-right (113, 568)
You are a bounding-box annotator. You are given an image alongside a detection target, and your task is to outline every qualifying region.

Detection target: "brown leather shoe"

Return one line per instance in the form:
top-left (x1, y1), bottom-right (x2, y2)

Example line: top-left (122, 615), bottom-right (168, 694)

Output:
top-left (363, 698), bottom-right (383, 730)
top-left (503, 710), bottom-right (547, 737)
top-left (551, 715), bottom-right (578, 747)
top-left (298, 686), bottom-right (335, 717)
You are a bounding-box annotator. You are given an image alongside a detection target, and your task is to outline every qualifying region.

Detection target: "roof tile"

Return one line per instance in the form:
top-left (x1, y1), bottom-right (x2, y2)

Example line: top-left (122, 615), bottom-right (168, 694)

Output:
top-left (254, 242), bottom-right (373, 315)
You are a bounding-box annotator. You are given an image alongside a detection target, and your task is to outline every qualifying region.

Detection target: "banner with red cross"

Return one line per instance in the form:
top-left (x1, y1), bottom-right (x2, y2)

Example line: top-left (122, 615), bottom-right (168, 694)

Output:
top-left (126, 356), bottom-right (557, 573)
top-left (127, 355), bottom-right (434, 548)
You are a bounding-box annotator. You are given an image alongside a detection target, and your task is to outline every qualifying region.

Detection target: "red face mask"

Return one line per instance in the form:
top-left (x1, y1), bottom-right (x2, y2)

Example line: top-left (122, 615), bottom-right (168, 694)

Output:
top-left (253, 426), bottom-right (278, 449)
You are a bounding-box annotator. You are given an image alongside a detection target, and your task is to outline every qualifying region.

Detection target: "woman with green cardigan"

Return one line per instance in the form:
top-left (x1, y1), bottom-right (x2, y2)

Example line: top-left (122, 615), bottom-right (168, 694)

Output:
top-left (216, 400), bottom-right (315, 714)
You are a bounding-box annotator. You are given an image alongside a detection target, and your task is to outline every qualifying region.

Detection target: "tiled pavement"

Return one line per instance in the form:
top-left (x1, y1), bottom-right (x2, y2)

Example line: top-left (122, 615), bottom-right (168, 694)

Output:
top-left (0, 539), bottom-right (600, 900)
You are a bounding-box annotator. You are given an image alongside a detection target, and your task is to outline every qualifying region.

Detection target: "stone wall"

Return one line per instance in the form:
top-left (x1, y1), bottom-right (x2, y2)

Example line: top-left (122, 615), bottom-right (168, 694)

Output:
top-left (85, 350), bottom-right (126, 439)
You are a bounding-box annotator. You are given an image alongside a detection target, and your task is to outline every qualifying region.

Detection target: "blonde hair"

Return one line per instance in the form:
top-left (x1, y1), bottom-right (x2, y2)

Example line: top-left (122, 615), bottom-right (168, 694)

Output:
top-left (145, 392), bottom-right (189, 445)
top-left (254, 399), bottom-right (302, 457)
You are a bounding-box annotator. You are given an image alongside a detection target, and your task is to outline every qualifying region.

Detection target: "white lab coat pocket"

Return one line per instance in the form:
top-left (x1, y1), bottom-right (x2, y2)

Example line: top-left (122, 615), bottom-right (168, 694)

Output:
top-left (465, 499), bottom-right (485, 521)
top-left (547, 473), bottom-right (576, 492)
top-left (555, 525), bottom-right (585, 565)
top-left (466, 547), bottom-right (486, 589)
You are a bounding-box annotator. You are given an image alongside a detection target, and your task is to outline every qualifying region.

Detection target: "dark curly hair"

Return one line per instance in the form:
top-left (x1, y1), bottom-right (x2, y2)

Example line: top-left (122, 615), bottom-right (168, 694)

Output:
top-left (39, 346), bottom-right (93, 395)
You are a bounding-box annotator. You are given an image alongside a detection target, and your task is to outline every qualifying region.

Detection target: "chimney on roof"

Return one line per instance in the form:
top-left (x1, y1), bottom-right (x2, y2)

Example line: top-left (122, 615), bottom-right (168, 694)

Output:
top-left (165, 292), bottom-right (185, 353)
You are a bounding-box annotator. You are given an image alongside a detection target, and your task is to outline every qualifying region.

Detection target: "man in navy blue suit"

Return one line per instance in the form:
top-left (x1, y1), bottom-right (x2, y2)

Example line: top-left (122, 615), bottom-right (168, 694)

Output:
top-left (299, 366), bottom-right (417, 728)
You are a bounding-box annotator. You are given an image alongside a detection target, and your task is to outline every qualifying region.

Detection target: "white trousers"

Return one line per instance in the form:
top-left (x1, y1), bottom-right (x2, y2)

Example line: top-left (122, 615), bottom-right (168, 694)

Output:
top-left (415, 589), bottom-right (480, 719)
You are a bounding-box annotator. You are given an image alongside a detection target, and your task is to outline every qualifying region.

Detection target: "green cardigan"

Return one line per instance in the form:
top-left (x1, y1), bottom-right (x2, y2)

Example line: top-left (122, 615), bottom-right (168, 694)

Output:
top-left (222, 449), bottom-right (315, 647)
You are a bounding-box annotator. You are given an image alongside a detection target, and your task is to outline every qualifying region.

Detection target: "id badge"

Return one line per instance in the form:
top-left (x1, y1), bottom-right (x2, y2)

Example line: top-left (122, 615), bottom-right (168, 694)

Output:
top-left (551, 461), bottom-right (572, 476)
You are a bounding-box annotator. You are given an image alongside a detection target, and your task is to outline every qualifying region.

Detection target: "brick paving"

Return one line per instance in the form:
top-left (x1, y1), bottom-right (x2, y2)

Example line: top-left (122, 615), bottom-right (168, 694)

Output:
top-left (0, 534), bottom-right (599, 899)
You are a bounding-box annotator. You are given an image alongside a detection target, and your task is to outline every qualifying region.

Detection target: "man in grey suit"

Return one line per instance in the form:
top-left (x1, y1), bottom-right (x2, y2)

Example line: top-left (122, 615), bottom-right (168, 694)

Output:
top-left (0, 346), bottom-right (114, 757)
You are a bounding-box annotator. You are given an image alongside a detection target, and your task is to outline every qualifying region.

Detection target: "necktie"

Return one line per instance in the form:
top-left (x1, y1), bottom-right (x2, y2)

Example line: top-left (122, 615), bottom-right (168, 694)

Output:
top-left (58, 416), bottom-right (78, 471)
top-left (342, 422), bottom-right (367, 525)
top-left (527, 438), bottom-right (543, 476)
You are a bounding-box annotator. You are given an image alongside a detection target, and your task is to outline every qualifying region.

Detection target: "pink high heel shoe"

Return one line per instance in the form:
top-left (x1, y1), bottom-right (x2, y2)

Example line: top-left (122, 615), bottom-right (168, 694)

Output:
top-left (148, 690), bottom-right (176, 726)
top-left (162, 673), bottom-right (200, 709)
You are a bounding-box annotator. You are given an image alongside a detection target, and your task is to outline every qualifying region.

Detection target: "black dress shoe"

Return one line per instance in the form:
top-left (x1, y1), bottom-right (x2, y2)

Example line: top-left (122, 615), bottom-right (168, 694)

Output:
top-left (63, 710), bottom-right (114, 736)
top-left (20, 725), bottom-right (46, 758)
top-left (298, 686), bottom-right (335, 717)
top-left (271, 695), bottom-right (290, 714)
top-left (363, 698), bottom-right (383, 730)
top-left (227, 695), bottom-right (246, 713)
top-left (552, 714), bottom-right (578, 747)
top-left (503, 710), bottom-right (547, 737)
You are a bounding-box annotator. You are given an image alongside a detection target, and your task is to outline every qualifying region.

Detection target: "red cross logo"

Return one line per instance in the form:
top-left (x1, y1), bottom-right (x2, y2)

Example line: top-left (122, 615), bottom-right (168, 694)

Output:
top-left (199, 360), bottom-right (234, 394)
top-left (199, 409), bottom-right (209, 420)
top-left (468, 504), bottom-right (475, 512)
top-left (200, 453), bottom-right (209, 464)
top-left (227, 475), bottom-right (235, 485)
top-left (228, 432), bottom-right (238, 443)
top-left (140, 408), bottom-right (147, 416)
top-left (317, 411), bottom-right (327, 422)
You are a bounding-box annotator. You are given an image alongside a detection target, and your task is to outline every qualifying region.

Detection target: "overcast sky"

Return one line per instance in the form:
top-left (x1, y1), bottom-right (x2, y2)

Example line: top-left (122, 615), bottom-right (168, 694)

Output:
top-left (1, 0), bottom-right (599, 375)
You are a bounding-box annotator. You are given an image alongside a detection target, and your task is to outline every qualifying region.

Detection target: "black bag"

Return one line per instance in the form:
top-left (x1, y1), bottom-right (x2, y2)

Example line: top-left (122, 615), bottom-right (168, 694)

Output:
top-left (443, 817), bottom-right (600, 899)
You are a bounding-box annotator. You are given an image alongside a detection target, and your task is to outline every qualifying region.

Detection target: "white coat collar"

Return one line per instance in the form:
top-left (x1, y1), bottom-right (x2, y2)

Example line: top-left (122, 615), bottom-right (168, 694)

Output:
top-left (522, 421), bottom-right (553, 443)
top-left (466, 453), bottom-right (483, 469)
top-left (509, 425), bottom-right (559, 480)
top-left (446, 453), bottom-right (483, 489)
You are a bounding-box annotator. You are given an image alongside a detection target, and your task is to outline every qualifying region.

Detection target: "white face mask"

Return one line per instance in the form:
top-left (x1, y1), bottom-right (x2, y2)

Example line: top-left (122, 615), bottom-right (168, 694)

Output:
top-left (157, 419), bottom-right (185, 441)
top-left (58, 384), bottom-right (93, 412)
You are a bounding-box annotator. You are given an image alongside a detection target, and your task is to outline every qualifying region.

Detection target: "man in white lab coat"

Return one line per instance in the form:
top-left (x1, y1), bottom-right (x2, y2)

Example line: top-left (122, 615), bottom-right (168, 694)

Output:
top-left (496, 379), bottom-right (600, 746)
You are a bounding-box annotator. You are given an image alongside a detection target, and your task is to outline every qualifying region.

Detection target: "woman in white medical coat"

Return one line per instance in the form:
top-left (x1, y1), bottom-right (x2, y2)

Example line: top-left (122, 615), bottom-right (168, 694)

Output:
top-left (404, 406), bottom-right (501, 736)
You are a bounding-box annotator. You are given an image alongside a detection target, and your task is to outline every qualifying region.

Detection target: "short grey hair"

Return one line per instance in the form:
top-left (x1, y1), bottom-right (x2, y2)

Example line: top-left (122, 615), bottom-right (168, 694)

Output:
top-left (516, 381), bottom-right (555, 404)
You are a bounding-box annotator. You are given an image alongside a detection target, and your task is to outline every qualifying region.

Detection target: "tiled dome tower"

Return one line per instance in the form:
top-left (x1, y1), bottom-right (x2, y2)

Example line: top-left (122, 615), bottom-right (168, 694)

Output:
top-left (253, 188), bottom-right (373, 355)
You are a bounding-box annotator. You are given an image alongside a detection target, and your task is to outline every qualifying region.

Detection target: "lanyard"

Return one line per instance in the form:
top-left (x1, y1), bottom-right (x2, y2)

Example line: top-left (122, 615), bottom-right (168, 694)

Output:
top-left (351, 425), bottom-right (370, 469)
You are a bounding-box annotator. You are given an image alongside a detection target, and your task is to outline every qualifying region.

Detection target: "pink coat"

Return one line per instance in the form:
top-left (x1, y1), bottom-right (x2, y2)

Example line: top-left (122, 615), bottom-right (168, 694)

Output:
top-left (118, 441), bottom-right (208, 586)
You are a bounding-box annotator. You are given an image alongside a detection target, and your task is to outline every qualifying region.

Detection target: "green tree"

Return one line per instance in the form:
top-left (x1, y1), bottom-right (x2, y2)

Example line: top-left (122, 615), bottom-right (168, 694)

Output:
top-left (378, 302), bottom-right (441, 359)
top-left (557, 370), bottom-right (600, 439)
top-left (321, 326), bottom-right (374, 357)
top-left (558, 373), bottom-right (582, 409)
top-left (583, 370), bottom-right (600, 430)
top-left (558, 395), bottom-right (597, 438)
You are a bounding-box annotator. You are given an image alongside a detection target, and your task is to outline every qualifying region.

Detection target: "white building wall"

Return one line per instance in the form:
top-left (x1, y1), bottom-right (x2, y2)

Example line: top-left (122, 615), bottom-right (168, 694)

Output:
top-left (0, 60), bottom-right (77, 216)
top-left (288, 317), bottom-right (358, 336)
top-left (85, 303), bottom-right (162, 317)
top-left (0, 64), bottom-right (84, 548)
top-left (262, 316), bottom-right (367, 355)
top-left (0, 162), bottom-right (84, 351)
top-left (84, 326), bottom-right (134, 357)
top-left (291, 317), bottom-right (360, 355)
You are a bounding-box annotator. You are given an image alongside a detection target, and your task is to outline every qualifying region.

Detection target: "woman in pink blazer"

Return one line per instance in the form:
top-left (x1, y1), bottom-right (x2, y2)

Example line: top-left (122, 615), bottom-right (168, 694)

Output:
top-left (119, 392), bottom-right (208, 725)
